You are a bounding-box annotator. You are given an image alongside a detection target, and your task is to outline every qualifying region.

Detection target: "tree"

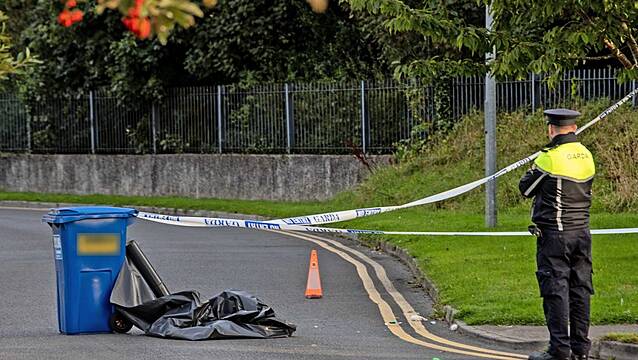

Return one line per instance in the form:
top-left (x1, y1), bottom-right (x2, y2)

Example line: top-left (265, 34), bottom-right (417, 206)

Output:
top-left (344, 0), bottom-right (638, 82)
top-left (6, 2), bottom-right (159, 101)
top-left (4, 1), bottom-right (393, 103)
top-left (0, 11), bottom-right (38, 87)
top-left (53, 0), bottom-right (330, 44)
top-left (345, 0), bottom-right (487, 80)
top-left (181, 0), bottom-right (388, 83)
top-left (55, 0), bottom-right (215, 43)
top-left (488, 0), bottom-right (638, 81)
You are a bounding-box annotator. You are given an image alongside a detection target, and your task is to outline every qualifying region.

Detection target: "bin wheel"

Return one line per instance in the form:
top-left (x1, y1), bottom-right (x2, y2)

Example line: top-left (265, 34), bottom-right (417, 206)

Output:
top-left (110, 313), bottom-right (133, 334)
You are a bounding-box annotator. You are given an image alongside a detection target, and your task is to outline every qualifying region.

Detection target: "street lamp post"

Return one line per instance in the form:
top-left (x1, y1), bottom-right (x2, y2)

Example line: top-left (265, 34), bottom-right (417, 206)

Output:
top-left (485, 4), bottom-right (497, 228)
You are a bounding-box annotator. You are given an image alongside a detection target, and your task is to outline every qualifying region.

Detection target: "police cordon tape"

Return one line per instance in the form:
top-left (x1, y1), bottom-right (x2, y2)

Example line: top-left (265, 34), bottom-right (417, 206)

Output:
top-left (137, 88), bottom-right (638, 236)
top-left (136, 211), bottom-right (638, 236)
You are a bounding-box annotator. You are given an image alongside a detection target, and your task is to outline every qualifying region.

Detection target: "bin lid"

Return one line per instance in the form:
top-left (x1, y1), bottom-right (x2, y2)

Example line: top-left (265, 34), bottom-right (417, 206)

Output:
top-left (42, 207), bottom-right (138, 224)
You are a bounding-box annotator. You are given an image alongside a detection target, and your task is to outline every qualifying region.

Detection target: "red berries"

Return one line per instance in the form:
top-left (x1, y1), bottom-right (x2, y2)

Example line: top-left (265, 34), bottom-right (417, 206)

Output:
top-left (57, 0), bottom-right (154, 40)
top-left (57, 9), bottom-right (73, 27)
top-left (122, 0), bottom-right (152, 39)
top-left (70, 9), bottom-right (83, 22)
top-left (57, 0), bottom-right (83, 27)
top-left (57, 8), bottom-right (83, 27)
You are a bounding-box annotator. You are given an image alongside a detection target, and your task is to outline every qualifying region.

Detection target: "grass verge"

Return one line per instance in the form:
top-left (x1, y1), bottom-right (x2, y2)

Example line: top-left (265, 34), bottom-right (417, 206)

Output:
top-left (600, 333), bottom-right (638, 344)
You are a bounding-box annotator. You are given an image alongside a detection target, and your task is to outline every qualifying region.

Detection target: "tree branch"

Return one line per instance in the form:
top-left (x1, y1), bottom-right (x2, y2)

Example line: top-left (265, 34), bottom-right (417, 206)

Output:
top-left (583, 54), bottom-right (615, 61)
top-left (621, 22), bottom-right (638, 64)
top-left (603, 37), bottom-right (635, 69)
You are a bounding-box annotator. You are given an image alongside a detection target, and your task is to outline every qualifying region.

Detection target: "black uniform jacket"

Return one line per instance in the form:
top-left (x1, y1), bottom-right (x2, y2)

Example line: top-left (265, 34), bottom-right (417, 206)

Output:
top-left (518, 133), bottom-right (596, 231)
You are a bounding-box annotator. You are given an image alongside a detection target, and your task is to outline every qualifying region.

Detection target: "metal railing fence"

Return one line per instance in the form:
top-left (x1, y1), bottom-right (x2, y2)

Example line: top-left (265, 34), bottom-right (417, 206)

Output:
top-left (0, 67), bottom-right (634, 154)
top-left (450, 68), bottom-right (637, 119)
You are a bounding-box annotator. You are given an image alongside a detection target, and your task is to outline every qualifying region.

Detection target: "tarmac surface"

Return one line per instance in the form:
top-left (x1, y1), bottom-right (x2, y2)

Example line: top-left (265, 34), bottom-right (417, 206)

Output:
top-left (0, 208), bottom-right (527, 360)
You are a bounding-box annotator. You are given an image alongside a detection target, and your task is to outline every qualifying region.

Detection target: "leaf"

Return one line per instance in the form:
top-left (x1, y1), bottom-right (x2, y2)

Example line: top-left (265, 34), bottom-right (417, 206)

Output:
top-left (165, 0), bottom-right (204, 17)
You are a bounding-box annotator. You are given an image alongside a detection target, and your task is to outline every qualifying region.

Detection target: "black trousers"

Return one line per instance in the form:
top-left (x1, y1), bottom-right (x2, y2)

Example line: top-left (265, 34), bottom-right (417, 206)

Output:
top-left (535, 227), bottom-right (593, 358)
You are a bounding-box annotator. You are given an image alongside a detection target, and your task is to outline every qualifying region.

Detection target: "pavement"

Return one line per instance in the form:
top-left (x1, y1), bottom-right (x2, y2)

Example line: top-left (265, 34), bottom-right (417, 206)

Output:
top-left (460, 324), bottom-right (637, 345)
top-left (458, 323), bottom-right (638, 352)
top-left (0, 207), bottom-right (529, 360)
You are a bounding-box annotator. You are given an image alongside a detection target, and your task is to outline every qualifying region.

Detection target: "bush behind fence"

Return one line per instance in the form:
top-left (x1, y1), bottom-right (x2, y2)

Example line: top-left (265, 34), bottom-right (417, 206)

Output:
top-left (0, 68), bottom-right (634, 154)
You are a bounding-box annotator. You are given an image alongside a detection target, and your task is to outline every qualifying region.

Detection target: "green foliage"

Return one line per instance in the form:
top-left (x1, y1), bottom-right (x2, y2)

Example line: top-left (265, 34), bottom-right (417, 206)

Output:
top-left (344, 0), bottom-right (638, 83)
top-left (0, 11), bottom-right (38, 88)
top-left (182, 1), bottom-right (387, 84)
top-left (487, 0), bottom-right (638, 83)
top-left (601, 332), bottom-right (638, 344)
top-left (159, 133), bottom-right (187, 153)
top-left (6, 2), bottom-right (142, 102)
top-left (105, 36), bottom-right (168, 103)
top-left (344, 0), bottom-right (487, 81)
top-left (432, 74), bottom-right (453, 131)
top-left (2, 1), bottom-right (393, 104)
top-left (125, 115), bottom-right (150, 154)
top-left (96, 0), bottom-right (207, 44)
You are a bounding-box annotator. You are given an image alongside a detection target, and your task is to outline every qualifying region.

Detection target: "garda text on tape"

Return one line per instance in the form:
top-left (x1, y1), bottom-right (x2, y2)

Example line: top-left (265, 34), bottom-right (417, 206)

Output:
top-left (137, 89), bottom-right (638, 236)
top-left (137, 211), bottom-right (638, 236)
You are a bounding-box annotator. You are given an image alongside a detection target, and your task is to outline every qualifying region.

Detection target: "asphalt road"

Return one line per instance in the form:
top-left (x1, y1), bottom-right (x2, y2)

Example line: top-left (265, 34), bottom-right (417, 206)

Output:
top-left (0, 208), bottom-right (525, 360)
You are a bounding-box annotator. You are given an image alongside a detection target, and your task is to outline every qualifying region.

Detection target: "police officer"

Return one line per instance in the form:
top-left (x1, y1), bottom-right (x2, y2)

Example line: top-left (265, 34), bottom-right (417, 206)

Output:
top-left (519, 109), bottom-right (596, 360)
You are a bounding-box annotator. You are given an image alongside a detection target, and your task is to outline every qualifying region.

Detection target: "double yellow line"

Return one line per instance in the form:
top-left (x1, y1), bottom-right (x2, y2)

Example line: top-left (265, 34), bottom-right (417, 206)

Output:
top-left (277, 230), bottom-right (527, 360)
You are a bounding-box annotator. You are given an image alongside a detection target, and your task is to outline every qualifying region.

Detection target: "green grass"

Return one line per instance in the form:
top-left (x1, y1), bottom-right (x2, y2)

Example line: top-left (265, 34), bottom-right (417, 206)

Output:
top-left (3, 99), bottom-right (638, 326)
top-left (342, 208), bottom-right (638, 325)
top-left (600, 333), bottom-right (638, 344)
top-left (0, 191), bottom-right (334, 218)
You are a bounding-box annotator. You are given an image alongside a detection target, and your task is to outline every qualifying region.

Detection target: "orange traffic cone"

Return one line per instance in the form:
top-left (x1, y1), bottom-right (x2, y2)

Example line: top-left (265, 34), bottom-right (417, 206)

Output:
top-left (305, 249), bottom-right (323, 299)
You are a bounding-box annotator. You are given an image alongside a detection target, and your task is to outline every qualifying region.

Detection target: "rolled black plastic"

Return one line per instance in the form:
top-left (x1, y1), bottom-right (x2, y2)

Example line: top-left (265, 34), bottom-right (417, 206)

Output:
top-left (126, 240), bottom-right (170, 298)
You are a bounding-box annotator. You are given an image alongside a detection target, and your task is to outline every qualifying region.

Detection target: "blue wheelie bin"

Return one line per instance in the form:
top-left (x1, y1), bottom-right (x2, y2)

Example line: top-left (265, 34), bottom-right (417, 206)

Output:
top-left (43, 207), bottom-right (138, 334)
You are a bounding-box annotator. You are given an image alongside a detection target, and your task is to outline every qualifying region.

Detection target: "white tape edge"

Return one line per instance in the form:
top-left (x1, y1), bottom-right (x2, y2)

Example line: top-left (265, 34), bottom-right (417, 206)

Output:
top-left (137, 212), bottom-right (638, 236)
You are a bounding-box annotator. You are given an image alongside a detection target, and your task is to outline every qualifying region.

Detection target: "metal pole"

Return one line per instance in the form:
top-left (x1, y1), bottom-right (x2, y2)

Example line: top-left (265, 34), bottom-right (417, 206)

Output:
top-left (89, 90), bottom-right (96, 154)
top-left (530, 73), bottom-right (536, 113)
top-left (26, 114), bottom-right (32, 153)
top-left (151, 103), bottom-right (158, 154)
top-left (485, 4), bottom-right (497, 228)
top-left (285, 83), bottom-right (293, 153)
top-left (217, 85), bottom-right (223, 154)
top-left (360, 80), bottom-right (367, 154)
top-left (633, 80), bottom-right (637, 108)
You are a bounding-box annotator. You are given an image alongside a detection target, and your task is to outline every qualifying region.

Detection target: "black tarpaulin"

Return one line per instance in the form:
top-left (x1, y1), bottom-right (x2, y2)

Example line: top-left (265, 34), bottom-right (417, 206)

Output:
top-left (110, 249), bottom-right (296, 340)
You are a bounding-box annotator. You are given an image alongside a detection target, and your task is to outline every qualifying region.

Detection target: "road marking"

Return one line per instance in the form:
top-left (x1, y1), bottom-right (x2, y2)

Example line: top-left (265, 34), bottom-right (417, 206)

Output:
top-left (276, 230), bottom-right (524, 360)
top-left (298, 232), bottom-right (528, 359)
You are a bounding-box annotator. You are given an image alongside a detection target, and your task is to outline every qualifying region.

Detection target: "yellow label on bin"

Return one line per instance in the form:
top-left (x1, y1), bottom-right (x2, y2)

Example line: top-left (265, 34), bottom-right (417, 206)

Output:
top-left (77, 234), bottom-right (120, 256)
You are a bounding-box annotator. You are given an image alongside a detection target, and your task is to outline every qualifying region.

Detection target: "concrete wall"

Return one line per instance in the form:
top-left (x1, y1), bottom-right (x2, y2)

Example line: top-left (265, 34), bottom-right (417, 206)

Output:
top-left (0, 154), bottom-right (391, 201)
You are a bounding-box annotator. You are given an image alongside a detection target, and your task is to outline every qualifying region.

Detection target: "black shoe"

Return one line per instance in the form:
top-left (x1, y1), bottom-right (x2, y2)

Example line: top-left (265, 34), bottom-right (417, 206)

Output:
top-left (570, 354), bottom-right (588, 360)
top-left (528, 351), bottom-right (569, 360)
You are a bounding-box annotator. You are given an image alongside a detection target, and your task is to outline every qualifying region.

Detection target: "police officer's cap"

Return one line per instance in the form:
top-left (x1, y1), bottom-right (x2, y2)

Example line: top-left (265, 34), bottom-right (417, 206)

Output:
top-left (543, 108), bottom-right (581, 126)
